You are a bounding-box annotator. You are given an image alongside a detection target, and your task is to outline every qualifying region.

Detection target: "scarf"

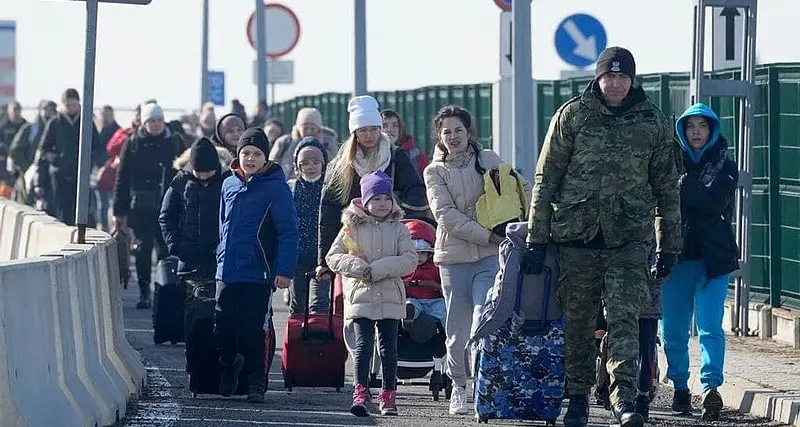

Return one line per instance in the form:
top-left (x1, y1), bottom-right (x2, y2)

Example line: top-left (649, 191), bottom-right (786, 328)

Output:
top-left (353, 137), bottom-right (392, 178)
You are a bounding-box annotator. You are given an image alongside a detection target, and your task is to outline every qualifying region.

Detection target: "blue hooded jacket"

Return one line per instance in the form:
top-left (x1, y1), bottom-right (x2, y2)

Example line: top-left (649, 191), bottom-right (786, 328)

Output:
top-left (216, 160), bottom-right (299, 285)
top-left (675, 102), bottom-right (722, 164)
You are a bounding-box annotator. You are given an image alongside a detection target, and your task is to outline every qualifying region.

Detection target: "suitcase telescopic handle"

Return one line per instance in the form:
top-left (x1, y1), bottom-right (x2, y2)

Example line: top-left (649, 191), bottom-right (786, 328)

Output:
top-left (302, 271), bottom-right (336, 341)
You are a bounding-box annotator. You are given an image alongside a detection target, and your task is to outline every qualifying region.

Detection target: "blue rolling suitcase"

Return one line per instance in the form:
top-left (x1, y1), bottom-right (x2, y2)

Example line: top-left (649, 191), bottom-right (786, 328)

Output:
top-left (470, 222), bottom-right (564, 425)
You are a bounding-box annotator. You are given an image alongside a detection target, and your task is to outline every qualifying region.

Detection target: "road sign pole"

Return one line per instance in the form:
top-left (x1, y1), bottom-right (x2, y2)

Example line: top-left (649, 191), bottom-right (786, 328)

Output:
top-left (512, 0), bottom-right (536, 181)
top-left (200, 0), bottom-right (209, 108)
top-left (75, 0), bottom-right (99, 244)
top-left (255, 0), bottom-right (268, 105)
top-left (354, 0), bottom-right (367, 96)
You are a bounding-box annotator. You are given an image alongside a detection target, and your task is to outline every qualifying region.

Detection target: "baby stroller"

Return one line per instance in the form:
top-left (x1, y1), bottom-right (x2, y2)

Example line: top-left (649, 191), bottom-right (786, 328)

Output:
top-left (362, 218), bottom-right (452, 400)
top-left (367, 313), bottom-right (452, 401)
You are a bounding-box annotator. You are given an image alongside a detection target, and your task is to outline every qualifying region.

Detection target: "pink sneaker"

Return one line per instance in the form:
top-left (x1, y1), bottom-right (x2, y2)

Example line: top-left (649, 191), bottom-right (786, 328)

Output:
top-left (350, 384), bottom-right (371, 417)
top-left (378, 389), bottom-right (398, 416)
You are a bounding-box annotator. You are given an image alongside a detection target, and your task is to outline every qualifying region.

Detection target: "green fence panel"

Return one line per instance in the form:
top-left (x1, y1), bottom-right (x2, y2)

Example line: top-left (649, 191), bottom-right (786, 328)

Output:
top-left (268, 63), bottom-right (800, 306)
top-left (775, 65), bottom-right (800, 303)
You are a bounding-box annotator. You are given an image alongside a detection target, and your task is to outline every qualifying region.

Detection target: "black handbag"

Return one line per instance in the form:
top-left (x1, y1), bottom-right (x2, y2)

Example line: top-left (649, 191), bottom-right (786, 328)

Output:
top-left (155, 256), bottom-right (180, 286)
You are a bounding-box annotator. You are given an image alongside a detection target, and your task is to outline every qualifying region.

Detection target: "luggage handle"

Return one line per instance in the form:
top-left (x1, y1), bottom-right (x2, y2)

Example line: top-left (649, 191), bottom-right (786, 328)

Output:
top-left (302, 271), bottom-right (336, 342)
top-left (515, 265), bottom-right (552, 331)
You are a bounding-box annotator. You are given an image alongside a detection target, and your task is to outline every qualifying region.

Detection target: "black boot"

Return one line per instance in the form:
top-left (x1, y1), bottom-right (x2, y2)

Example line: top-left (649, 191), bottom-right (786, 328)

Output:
top-left (634, 394), bottom-right (650, 421)
top-left (672, 389), bottom-right (693, 415)
top-left (136, 279), bottom-right (151, 309)
top-left (563, 394), bottom-right (589, 427)
top-left (219, 354), bottom-right (244, 397)
top-left (247, 370), bottom-right (266, 403)
top-left (612, 401), bottom-right (644, 427)
top-left (701, 389), bottom-right (723, 421)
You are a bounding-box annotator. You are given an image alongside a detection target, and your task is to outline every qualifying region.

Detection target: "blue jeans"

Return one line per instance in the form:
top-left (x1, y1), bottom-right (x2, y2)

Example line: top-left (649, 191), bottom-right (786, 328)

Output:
top-left (440, 255), bottom-right (499, 388)
top-left (408, 297), bottom-right (447, 327)
top-left (660, 260), bottom-right (728, 393)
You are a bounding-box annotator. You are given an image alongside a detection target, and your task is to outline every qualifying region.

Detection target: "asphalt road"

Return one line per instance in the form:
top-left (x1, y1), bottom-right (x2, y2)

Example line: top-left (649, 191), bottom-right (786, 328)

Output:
top-left (117, 284), bottom-right (788, 427)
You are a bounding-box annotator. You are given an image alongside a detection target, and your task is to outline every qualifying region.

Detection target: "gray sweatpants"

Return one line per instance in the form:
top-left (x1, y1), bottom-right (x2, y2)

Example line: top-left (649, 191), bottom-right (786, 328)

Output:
top-left (440, 255), bottom-right (499, 388)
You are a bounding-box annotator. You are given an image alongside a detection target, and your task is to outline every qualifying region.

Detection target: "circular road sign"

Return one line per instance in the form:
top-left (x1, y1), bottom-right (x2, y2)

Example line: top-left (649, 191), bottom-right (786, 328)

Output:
top-left (494, 0), bottom-right (512, 11)
top-left (247, 3), bottom-right (301, 59)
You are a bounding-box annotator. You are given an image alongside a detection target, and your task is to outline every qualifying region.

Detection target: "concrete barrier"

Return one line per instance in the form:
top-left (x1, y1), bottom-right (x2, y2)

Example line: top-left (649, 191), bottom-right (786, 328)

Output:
top-left (0, 202), bottom-right (49, 262)
top-left (0, 199), bottom-right (146, 427)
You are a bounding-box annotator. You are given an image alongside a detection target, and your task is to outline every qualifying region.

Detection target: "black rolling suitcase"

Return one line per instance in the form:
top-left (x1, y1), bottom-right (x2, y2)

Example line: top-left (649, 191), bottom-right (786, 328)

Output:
top-left (152, 256), bottom-right (184, 344)
top-left (185, 283), bottom-right (276, 397)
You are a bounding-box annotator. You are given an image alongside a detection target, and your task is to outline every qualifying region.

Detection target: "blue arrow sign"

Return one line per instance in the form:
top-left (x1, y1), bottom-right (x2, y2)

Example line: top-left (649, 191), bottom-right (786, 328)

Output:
top-left (554, 13), bottom-right (607, 68)
top-left (207, 70), bottom-right (225, 106)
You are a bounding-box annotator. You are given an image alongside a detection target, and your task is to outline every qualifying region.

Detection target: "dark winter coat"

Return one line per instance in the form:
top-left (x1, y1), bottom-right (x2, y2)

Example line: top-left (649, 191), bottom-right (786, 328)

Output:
top-left (159, 167), bottom-right (228, 277)
top-left (0, 118), bottom-right (26, 148)
top-left (38, 113), bottom-right (103, 181)
top-left (317, 145), bottom-right (429, 267)
top-left (8, 119), bottom-right (46, 174)
top-left (675, 103), bottom-right (740, 279)
top-left (288, 138), bottom-right (328, 260)
top-left (112, 127), bottom-right (181, 218)
top-left (216, 161), bottom-right (299, 285)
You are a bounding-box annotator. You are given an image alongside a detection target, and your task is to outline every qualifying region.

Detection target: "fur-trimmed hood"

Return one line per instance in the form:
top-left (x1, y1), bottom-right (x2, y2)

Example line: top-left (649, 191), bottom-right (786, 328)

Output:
top-left (341, 198), bottom-right (404, 227)
top-left (173, 145), bottom-right (235, 171)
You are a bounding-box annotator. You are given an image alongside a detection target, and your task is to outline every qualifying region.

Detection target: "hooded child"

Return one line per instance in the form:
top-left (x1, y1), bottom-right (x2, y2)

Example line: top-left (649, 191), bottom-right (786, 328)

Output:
top-left (326, 170), bottom-right (417, 418)
top-left (659, 102), bottom-right (739, 422)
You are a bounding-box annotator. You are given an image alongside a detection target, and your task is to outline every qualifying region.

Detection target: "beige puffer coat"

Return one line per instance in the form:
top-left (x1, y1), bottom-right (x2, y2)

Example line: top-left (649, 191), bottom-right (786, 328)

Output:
top-left (326, 199), bottom-right (417, 321)
top-left (424, 147), bottom-right (532, 266)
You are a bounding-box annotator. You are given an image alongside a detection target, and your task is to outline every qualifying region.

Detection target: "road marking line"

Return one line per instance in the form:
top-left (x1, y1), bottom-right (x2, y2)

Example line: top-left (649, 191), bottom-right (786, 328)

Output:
top-left (125, 366), bottom-right (181, 426)
top-left (133, 416), bottom-right (372, 427)
top-left (167, 405), bottom-right (350, 417)
top-left (125, 328), bottom-right (155, 333)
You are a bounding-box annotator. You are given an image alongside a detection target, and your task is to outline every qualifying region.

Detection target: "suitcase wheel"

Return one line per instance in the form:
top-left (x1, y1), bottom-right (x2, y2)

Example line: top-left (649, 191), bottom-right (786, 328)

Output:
top-left (443, 374), bottom-right (453, 400)
top-left (191, 392), bottom-right (197, 399)
top-left (283, 376), bottom-right (293, 393)
top-left (476, 416), bottom-right (488, 424)
top-left (369, 373), bottom-right (382, 389)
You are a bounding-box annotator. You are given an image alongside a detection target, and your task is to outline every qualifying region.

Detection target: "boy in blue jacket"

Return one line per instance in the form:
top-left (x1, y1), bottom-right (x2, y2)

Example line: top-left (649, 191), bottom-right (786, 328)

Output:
top-left (216, 127), bottom-right (299, 403)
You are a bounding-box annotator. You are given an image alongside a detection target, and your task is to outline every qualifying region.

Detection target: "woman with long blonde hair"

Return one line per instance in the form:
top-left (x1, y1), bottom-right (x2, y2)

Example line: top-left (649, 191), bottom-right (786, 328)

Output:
top-left (315, 95), bottom-right (428, 280)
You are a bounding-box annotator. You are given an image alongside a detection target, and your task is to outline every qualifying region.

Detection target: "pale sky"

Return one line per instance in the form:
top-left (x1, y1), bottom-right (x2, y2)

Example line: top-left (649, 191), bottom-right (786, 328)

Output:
top-left (2, 0), bottom-right (799, 122)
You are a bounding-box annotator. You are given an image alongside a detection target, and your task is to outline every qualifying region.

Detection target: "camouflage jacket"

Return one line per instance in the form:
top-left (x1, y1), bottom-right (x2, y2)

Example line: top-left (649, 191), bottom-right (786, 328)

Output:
top-left (527, 83), bottom-right (681, 253)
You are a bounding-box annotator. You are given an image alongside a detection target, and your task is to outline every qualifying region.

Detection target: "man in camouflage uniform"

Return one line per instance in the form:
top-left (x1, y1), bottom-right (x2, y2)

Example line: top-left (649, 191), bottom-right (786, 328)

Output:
top-left (520, 47), bottom-right (681, 427)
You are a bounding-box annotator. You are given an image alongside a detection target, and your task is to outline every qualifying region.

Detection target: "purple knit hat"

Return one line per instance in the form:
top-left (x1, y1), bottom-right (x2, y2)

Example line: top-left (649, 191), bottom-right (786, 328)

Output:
top-left (360, 170), bottom-right (393, 205)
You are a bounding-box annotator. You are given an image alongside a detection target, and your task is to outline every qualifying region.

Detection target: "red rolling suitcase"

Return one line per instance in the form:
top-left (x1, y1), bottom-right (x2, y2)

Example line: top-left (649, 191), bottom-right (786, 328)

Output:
top-left (281, 272), bottom-right (347, 392)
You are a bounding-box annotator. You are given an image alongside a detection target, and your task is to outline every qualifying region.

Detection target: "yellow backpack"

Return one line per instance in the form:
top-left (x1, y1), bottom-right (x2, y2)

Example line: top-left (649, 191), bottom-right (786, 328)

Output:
top-left (476, 163), bottom-right (529, 235)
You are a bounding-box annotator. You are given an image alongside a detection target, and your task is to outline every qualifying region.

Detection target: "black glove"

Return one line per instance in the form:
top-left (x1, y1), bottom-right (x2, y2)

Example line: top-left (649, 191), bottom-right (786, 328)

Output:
top-left (651, 252), bottom-right (678, 279)
top-left (520, 242), bottom-right (548, 275)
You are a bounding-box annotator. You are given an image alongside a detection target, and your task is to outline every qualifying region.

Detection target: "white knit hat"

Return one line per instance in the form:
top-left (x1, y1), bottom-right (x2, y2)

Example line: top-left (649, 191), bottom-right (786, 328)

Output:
top-left (141, 102), bottom-right (164, 124)
top-left (347, 95), bottom-right (382, 134)
top-left (295, 107), bottom-right (323, 127)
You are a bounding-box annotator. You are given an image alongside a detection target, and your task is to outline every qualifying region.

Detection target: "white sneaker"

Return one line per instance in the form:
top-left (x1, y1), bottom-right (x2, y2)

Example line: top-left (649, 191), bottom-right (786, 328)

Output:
top-left (448, 386), bottom-right (469, 415)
